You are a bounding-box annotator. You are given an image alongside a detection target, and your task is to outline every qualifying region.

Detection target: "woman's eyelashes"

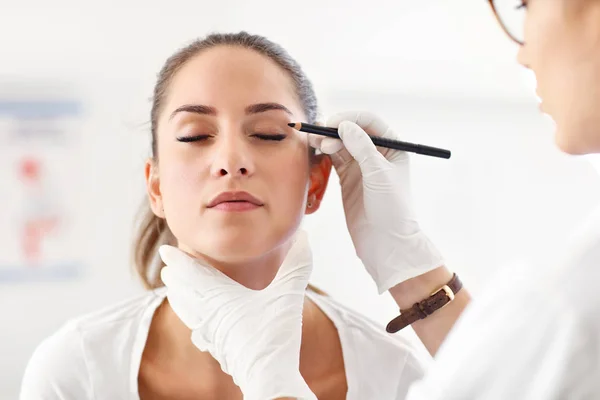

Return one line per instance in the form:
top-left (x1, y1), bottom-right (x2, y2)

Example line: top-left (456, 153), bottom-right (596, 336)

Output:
top-left (176, 133), bottom-right (288, 142)
top-left (176, 134), bottom-right (210, 142)
top-left (251, 133), bottom-right (287, 141)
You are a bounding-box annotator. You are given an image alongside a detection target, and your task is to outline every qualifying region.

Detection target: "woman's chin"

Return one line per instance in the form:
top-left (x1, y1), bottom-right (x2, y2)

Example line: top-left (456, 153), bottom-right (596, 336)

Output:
top-left (194, 237), bottom-right (269, 264)
top-left (180, 225), bottom-right (296, 268)
top-left (554, 123), bottom-right (600, 156)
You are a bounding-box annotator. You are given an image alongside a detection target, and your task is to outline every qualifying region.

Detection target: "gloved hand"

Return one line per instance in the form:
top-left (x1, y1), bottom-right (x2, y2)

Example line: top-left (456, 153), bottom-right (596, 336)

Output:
top-left (309, 111), bottom-right (444, 294)
top-left (159, 230), bottom-right (316, 400)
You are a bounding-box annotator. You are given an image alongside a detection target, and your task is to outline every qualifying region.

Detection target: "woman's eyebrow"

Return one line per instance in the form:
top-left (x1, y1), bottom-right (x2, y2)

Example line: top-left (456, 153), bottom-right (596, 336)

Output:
top-left (245, 102), bottom-right (293, 116)
top-left (169, 104), bottom-right (217, 120)
top-left (169, 102), bottom-right (293, 121)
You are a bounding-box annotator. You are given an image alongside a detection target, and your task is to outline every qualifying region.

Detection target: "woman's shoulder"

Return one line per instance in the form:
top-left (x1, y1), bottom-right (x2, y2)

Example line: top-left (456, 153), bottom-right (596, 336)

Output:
top-left (68, 287), bottom-right (166, 332)
top-left (307, 290), bottom-right (429, 388)
top-left (20, 288), bottom-right (166, 399)
top-left (20, 317), bottom-right (93, 399)
top-left (307, 290), bottom-right (419, 348)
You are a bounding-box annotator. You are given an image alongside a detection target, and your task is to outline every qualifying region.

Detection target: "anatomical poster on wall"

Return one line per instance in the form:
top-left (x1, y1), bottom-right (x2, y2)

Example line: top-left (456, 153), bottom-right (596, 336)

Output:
top-left (0, 97), bottom-right (85, 282)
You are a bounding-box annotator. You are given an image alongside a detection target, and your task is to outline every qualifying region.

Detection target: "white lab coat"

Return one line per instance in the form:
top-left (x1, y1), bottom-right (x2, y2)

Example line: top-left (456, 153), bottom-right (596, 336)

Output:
top-left (406, 164), bottom-right (600, 399)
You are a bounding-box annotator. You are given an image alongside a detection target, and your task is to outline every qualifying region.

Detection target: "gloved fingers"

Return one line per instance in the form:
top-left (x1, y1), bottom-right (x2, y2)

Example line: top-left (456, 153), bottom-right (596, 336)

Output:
top-left (316, 136), bottom-right (345, 155)
top-left (160, 265), bottom-right (193, 294)
top-left (326, 111), bottom-right (409, 165)
top-left (307, 133), bottom-right (324, 150)
top-left (163, 283), bottom-right (207, 328)
top-left (191, 329), bottom-right (214, 354)
top-left (271, 230), bottom-right (314, 291)
top-left (326, 110), bottom-right (395, 140)
top-left (308, 133), bottom-right (347, 161)
top-left (335, 121), bottom-right (391, 175)
top-left (307, 133), bottom-right (353, 170)
top-left (159, 245), bottom-right (239, 292)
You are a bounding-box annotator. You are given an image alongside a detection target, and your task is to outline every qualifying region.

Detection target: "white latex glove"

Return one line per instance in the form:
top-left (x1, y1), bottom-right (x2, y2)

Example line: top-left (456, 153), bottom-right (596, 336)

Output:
top-left (159, 230), bottom-right (316, 400)
top-left (309, 111), bottom-right (444, 294)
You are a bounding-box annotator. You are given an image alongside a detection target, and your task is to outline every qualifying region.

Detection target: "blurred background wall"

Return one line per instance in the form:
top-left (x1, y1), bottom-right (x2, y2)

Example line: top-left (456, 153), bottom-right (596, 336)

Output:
top-left (2, 1), bottom-right (600, 398)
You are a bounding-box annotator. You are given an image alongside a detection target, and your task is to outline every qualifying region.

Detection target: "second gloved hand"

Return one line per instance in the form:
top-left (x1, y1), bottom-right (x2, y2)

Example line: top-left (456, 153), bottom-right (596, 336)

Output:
top-left (159, 230), bottom-right (316, 400)
top-left (310, 111), bottom-right (444, 294)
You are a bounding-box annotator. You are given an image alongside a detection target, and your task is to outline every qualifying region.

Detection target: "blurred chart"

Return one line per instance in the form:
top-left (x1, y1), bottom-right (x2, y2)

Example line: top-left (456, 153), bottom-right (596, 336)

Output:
top-left (0, 98), bottom-right (84, 282)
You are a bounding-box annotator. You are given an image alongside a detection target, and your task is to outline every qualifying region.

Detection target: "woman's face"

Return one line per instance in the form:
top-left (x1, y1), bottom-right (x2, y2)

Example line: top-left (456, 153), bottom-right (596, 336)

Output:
top-left (517, 0), bottom-right (600, 154)
top-left (146, 46), bottom-right (331, 270)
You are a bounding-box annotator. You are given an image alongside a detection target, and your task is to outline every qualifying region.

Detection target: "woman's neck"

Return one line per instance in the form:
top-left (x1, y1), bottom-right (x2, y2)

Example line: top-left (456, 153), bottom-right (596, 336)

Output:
top-left (183, 241), bottom-right (295, 290)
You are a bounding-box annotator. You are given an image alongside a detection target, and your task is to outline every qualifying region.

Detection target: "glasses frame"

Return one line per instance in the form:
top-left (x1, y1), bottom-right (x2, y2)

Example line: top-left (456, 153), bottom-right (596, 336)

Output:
top-left (487, 0), bottom-right (525, 45)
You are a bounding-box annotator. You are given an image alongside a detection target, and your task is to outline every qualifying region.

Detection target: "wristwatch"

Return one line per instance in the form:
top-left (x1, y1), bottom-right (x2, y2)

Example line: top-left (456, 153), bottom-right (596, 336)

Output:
top-left (386, 273), bottom-right (463, 333)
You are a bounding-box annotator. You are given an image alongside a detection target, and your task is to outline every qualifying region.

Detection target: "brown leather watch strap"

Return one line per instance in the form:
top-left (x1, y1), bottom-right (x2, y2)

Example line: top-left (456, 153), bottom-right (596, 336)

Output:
top-left (386, 273), bottom-right (462, 333)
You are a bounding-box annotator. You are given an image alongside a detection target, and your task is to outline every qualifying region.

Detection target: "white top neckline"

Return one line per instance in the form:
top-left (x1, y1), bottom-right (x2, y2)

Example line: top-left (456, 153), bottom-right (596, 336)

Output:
top-left (20, 284), bottom-right (426, 399)
top-left (127, 287), bottom-right (358, 399)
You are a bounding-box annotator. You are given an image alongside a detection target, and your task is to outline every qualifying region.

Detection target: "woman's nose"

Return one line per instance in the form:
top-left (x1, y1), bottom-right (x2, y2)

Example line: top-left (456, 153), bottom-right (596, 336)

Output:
top-left (209, 138), bottom-right (254, 178)
top-left (214, 166), bottom-right (249, 177)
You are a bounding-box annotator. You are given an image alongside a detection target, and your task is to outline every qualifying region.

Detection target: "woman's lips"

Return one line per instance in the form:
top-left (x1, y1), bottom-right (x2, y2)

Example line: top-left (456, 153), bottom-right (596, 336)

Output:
top-left (210, 201), bottom-right (261, 212)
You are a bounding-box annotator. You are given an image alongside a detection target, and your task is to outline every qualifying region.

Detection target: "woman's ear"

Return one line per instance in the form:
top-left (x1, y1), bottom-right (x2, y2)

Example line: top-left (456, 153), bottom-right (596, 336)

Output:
top-left (305, 153), bottom-right (333, 215)
top-left (144, 158), bottom-right (165, 218)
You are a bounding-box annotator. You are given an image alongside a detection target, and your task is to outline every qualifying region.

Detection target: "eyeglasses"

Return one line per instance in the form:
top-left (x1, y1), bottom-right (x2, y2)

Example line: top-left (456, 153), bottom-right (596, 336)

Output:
top-left (488, 0), bottom-right (527, 45)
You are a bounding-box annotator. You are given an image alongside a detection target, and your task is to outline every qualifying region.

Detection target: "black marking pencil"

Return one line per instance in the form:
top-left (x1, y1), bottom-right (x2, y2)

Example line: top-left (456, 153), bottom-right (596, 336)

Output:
top-left (288, 122), bottom-right (451, 159)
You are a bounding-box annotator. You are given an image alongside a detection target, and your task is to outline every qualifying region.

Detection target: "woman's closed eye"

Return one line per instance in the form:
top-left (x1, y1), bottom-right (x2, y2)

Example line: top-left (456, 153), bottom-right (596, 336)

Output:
top-left (176, 134), bottom-right (211, 142)
top-left (251, 133), bottom-right (287, 141)
top-left (176, 133), bottom-right (288, 142)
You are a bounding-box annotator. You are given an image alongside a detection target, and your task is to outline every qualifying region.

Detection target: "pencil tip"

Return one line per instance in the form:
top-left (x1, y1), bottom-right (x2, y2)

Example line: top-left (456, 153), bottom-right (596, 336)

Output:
top-left (288, 122), bottom-right (298, 128)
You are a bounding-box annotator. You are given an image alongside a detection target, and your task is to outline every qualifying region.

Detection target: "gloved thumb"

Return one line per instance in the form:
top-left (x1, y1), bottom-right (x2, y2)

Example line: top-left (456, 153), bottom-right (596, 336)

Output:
top-left (337, 121), bottom-right (388, 175)
top-left (273, 230), bottom-right (313, 280)
top-left (307, 133), bottom-right (344, 155)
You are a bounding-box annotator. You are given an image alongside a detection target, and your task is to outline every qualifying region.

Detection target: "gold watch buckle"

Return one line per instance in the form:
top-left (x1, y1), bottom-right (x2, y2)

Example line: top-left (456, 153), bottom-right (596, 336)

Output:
top-left (431, 285), bottom-right (455, 308)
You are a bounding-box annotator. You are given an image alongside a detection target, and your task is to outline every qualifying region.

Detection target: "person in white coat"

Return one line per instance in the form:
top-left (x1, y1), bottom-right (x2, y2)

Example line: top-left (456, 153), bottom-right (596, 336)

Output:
top-left (152, 1), bottom-right (600, 399)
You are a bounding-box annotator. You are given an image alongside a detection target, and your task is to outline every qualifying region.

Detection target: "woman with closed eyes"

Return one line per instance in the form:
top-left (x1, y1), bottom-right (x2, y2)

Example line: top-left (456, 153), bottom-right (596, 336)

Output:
top-left (19, 32), bottom-right (427, 400)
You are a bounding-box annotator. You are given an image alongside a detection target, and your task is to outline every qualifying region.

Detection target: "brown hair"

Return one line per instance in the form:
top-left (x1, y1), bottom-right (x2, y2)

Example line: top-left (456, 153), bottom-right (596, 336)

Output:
top-left (132, 31), bottom-right (325, 295)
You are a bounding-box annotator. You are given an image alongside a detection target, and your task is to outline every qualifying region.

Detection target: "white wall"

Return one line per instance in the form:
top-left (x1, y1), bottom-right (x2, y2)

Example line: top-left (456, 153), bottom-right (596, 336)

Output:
top-left (2, 1), bottom-right (600, 399)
